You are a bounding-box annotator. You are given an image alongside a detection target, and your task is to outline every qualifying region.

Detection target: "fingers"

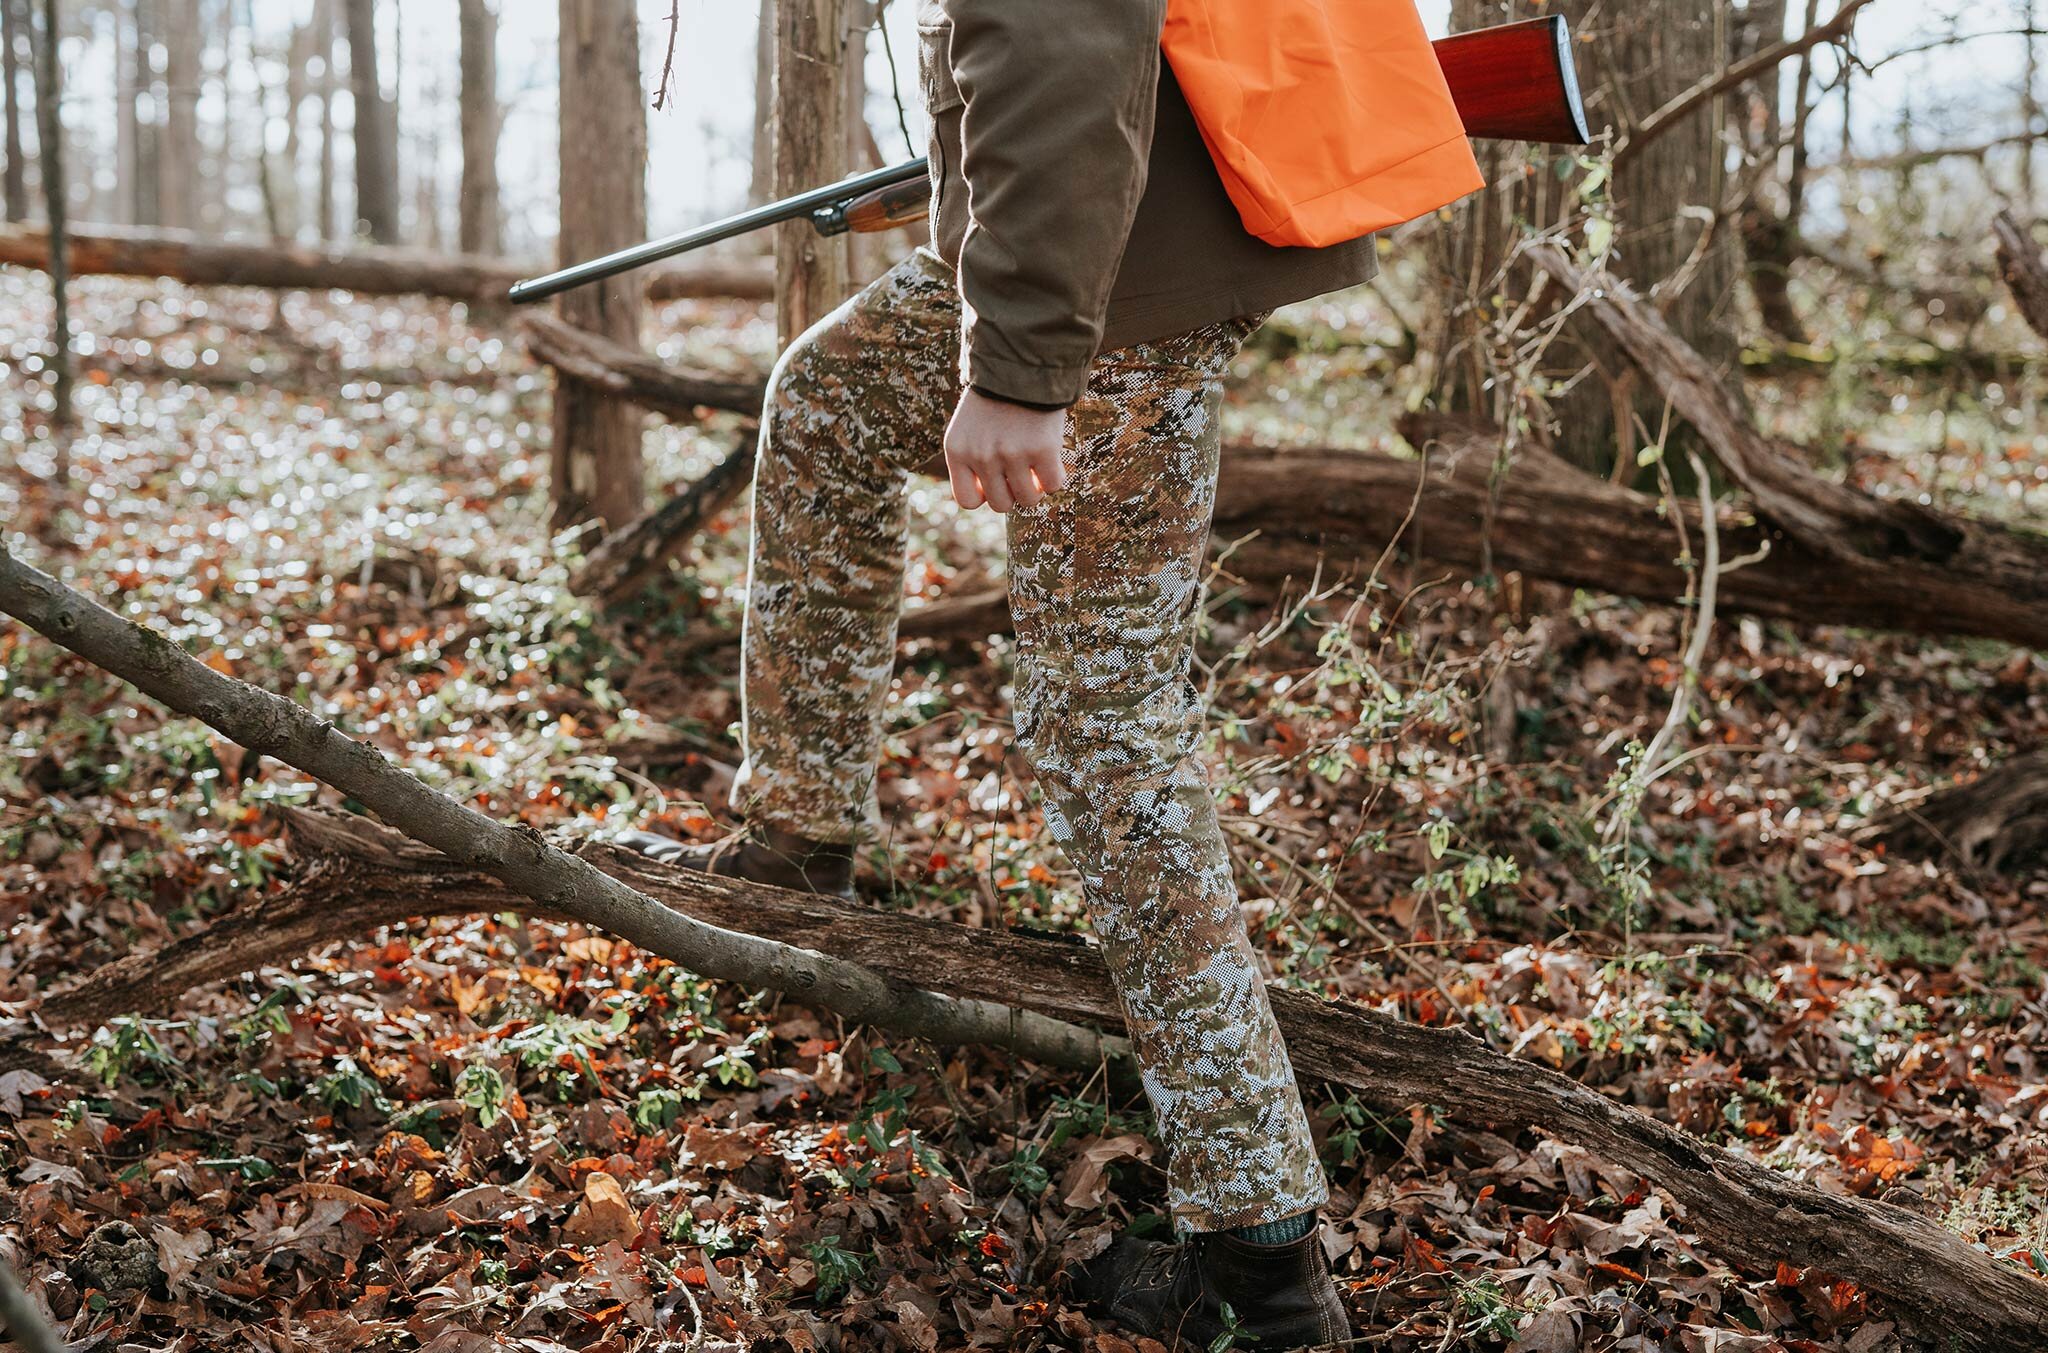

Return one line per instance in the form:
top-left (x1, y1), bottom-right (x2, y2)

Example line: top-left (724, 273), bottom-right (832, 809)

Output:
top-left (945, 447), bottom-right (986, 511)
top-left (1025, 445), bottom-right (1068, 499)
top-left (978, 466), bottom-right (1018, 514)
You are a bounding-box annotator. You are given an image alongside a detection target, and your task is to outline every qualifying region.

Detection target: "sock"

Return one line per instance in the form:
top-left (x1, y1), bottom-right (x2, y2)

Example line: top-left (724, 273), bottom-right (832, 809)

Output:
top-left (1226, 1209), bottom-right (1316, 1246)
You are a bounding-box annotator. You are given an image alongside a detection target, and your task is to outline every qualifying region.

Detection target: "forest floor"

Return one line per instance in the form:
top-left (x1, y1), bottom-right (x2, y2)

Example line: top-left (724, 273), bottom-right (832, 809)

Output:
top-left (2, 265), bottom-right (2046, 1352)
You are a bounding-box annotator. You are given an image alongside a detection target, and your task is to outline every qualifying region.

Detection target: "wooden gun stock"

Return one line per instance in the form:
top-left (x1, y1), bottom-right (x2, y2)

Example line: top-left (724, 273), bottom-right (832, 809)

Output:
top-left (511, 17), bottom-right (1593, 300)
top-left (836, 15), bottom-right (1592, 236)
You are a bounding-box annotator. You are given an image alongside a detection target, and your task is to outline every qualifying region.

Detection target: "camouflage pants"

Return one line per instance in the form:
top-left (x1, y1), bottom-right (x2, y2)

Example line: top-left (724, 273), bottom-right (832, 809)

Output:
top-left (733, 249), bottom-right (1327, 1232)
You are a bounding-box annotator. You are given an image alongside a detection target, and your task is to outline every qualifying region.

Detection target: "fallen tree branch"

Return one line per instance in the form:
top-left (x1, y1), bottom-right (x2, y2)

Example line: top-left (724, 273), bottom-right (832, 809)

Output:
top-left (1995, 210), bottom-right (2048, 339)
top-left (1866, 749), bottom-right (2048, 872)
top-left (569, 430), bottom-right (760, 602)
top-left (520, 312), bottom-right (767, 416)
top-left (0, 223), bottom-right (774, 305)
top-left (37, 800), bottom-right (2048, 1349)
top-left (0, 542), bottom-right (1115, 1074)
top-left (1617, 0), bottom-right (1879, 169)
top-left (1528, 244), bottom-right (2048, 647)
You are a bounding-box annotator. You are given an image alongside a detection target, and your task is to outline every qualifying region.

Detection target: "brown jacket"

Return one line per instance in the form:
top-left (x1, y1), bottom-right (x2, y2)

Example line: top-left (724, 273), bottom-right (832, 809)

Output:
top-left (919, 0), bottom-right (1379, 407)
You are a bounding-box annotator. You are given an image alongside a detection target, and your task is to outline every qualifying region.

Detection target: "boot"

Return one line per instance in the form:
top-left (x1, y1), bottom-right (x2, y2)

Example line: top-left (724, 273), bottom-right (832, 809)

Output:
top-left (616, 823), bottom-right (856, 898)
top-left (1073, 1221), bottom-right (1351, 1350)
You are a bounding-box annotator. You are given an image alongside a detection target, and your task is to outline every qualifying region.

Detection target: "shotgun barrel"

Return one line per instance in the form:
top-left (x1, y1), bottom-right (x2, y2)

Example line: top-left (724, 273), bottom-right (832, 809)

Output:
top-left (506, 159), bottom-right (929, 306)
top-left (510, 16), bottom-right (1592, 305)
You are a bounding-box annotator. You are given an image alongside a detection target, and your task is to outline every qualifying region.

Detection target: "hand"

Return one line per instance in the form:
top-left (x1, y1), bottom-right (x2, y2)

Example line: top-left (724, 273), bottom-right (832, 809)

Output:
top-left (942, 389), bottom-right (1069, 513)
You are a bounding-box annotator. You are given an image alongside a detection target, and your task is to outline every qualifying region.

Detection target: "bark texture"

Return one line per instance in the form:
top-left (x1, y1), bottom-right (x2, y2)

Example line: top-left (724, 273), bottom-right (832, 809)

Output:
top-left (342, 0), bottom-right (399, 243)
top-left (773, 0), bottom-right (855, 343)
top-left (30, 0), bottom-right (67, 428)
top-left (1, 0), bottom-right (25, 224)
top-left (457, 0), bottom-right (501, 257)
top-left (158, 0), bottom-right (199, 231)
top-left (551, 0), bottom-right (649, 533)
top-left (27, 798), bottom-right (2048, 1352)
top-left (0, 223), bottom-right (774, 303)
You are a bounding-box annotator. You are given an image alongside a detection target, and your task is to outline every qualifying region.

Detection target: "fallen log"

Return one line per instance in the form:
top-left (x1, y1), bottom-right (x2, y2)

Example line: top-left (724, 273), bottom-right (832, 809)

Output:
top-left (7, 546), bottom-right (2048, 1346)
top-left (520, 317), bottom-right (2048, 650)
top-left (1529, 244), bottom-right (2048, 648)
top-left (37, 806), bottom-right (2048, 1350)
top-left (520, 312), bottom-right (766, 416)
top-left (0, 540), bottom-right (1115, 1076)
top-left (0, 223), bottom-right (774, 305)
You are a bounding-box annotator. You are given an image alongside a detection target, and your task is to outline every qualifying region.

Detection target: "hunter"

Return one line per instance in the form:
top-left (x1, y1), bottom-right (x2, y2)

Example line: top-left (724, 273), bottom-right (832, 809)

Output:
top-left (625, 0), bottom-right (1483, 1344)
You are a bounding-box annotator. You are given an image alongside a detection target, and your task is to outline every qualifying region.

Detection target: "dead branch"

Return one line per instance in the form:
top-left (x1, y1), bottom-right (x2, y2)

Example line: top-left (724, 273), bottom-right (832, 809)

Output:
top-left (518, 323), bottom-right (2048, 650)
top-left (1994, 211), bottom-right (2048, 338)
top-left (1867, 750), bottom-right (2048, 872)
top-left (569, 431), bottom-right (760, 602)
top-left (519, 311), bottom-right (767, 416)
top-left (0, 541), bottom-right (1116, 1074)
top-left (0, 223), bottom-right (774, 305)
top-left (1528, 244), bottom-right (2048, 647)
top-left (1617, 0), bottom-right (1878, 169)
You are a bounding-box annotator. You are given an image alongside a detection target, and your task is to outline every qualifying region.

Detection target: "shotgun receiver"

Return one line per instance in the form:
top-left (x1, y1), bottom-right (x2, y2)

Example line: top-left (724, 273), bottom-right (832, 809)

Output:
top-left (510, 15), bottom-right (1589, 305)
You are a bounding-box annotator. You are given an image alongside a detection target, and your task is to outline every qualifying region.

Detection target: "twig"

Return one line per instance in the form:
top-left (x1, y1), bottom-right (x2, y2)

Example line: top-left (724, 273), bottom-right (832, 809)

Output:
top-left (1616, 0), bottom-right (1880, 169)
top-left (651, 0), bottom-right (682, 112)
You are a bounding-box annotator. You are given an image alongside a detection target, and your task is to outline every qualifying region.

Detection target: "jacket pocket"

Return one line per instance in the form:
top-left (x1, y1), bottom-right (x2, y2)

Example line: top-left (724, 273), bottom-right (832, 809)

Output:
top-left (917, 20), bottom-right (964, 247)
top-left (916, 19), bottom-right (963, 113)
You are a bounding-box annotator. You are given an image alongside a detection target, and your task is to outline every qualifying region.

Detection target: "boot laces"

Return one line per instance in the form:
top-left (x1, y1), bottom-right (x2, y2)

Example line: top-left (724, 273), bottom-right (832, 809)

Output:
top-left (1132, 1241), bottom-right (1189, 1290)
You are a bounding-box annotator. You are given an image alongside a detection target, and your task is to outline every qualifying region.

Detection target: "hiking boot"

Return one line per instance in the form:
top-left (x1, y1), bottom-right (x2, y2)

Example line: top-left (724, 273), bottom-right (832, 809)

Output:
top-left (1073, 1222), bottom-right (1350, 1351)
top-left (616, 824), bottom-right (856, 898)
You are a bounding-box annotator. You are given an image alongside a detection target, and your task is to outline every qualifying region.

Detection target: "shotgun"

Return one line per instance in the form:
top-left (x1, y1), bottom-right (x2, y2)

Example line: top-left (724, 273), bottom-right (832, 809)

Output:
top-left (509, 15), bottom-right (1589, 305)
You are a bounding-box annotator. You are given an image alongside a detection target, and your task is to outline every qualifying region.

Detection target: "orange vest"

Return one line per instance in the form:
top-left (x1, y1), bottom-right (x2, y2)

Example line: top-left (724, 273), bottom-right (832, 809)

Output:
top-left (1161, 0), bottom-right (1485, 247)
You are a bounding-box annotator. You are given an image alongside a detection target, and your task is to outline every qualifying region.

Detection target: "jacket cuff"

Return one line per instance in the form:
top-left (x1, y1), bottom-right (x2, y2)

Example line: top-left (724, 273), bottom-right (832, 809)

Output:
top-left (972, 384), bottom-right (1070, 413)
top-left (963, 348), bottom-right (1087, 409)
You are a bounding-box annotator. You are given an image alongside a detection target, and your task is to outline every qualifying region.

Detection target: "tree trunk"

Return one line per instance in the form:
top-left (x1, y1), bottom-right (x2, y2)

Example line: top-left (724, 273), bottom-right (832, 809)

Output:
top-left (456, 0), bottom-right (501, 256)
top-left (0, 223), bottom-right (771, 304)
top-left (773, 0), bottom-right (855, 344)
top-left (342, 0), bottom-right (399, 243)
top-left (1, 0), bottom-right (25, 223)
top-left (750, 0), bottom-right (775, 206)
top-left (1440, 0), bottom-right (1739, 473)
top-left (315, 0), bottom-right (337, 241)
top-left (551, 0), bottom-right (649, 533)
top-left (31, 0), bottom-right (68, 431)
top-left (158, 0), bottom-right (199, 230)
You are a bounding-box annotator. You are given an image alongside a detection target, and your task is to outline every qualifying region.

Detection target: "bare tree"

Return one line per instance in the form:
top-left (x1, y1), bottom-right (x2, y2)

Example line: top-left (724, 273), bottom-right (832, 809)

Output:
top-left (751, 0), bottom-right (774, 205)
top-left (551, 0), bottom-right (649, 532)
top-left (1, 0), bottom-right (24, 222)
top-left (343, 0), bottom-right (399, 243)
top-left (1440, 0), bottom-right (1741, 472)
top-left (773, 0), bottom-right (857, 343)
top-left (457, 0), bottom-right (501, 255)
top-left (315, 0), bottom-right (337, 241)
top-left (32, 0), bottom-right (71, 431)
top-left (159, 0), bottom-right (200, 229)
